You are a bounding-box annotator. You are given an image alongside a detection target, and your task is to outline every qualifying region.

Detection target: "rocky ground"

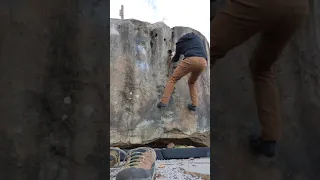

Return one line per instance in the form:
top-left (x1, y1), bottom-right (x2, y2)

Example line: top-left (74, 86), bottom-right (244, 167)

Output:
top-left (110, 158), bottom-right (210, 180)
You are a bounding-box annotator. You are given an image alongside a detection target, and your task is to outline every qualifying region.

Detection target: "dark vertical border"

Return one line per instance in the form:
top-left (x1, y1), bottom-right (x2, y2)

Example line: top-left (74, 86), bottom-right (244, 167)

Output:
top-left (107, 0), bottom-right (111, 178)
top-left (210, 0), bottom-right (227, 178)
top-left (0, 0), bottom-right (111, 179)
top-left (210, 0), bottom-right (216, 178)
top-left (43, 0), bottom-right (111, 179)
top-left (77, 0), bottom-right (111, 178)
top-left (106, 0), bottom-right (111, 177)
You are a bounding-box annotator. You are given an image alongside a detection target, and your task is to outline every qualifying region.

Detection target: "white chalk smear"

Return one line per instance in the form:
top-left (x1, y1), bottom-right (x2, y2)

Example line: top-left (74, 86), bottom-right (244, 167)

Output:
top-left (137, 45), bottom-right (147, 56)
top-left (136, 120), bottom-right (155, 129)
top-left (136, 62), bottom-right (149, 72)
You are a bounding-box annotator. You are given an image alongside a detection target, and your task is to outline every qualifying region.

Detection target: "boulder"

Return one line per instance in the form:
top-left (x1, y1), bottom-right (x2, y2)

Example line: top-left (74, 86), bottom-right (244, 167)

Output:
top-left (110, 19), bottom-right (210, 147)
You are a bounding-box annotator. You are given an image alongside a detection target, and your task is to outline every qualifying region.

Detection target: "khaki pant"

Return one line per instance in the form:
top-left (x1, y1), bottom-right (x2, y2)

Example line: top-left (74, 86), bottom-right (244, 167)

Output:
top-left (161, 57), bottom-right (207, 106)
top-left (211, 0), bottom-right (309, 141)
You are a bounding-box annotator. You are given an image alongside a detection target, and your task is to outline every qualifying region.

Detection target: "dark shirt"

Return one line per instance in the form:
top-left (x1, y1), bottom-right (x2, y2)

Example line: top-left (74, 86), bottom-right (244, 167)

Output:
top-left (172, 32), bottom-right (208, 62)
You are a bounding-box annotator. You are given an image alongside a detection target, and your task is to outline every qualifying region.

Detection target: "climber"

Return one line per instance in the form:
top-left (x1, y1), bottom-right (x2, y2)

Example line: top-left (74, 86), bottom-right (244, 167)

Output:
top-left (211, 0), bottom-right (309, 157)
top-left (157, 32), bottom-right (208, 111)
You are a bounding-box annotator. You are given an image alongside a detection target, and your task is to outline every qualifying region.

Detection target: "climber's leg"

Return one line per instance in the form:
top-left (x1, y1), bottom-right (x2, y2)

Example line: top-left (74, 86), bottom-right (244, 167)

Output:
top-left (188, 57), bottom-right (207, 107)
top-left (210, 0), bottom-right (262, 65)
top-left (249, 13), bottom-right (307, 157)
top-left (249, 13), bottom-right (308, 142)
top-left (160, 59), bottom-right (192, 105)
top-left (211, 0), bottom-right (309, 157)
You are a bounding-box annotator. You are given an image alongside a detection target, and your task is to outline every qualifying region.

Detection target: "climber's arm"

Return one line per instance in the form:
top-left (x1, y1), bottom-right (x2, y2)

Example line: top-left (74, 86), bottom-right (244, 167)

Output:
top-left (172, 44), bottom-right (182, 62)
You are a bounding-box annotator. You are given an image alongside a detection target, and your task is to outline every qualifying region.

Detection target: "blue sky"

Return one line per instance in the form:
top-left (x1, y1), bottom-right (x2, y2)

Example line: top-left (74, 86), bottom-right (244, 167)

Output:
top-left (110, 0), bottom-right (210, 43)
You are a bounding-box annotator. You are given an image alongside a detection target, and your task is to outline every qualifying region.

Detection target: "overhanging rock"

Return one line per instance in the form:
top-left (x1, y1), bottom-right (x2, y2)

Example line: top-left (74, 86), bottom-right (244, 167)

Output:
top-left (110, 18), bottom-right (210, 147)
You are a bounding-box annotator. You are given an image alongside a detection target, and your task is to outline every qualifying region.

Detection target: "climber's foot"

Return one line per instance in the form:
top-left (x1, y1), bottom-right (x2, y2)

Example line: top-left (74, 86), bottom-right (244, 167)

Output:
top-left (250, 135), bottom-right (276, 158)
top-left (157, 102), bottom-right (167, 109)
top-left (187, 104), bottom-right (197, 111)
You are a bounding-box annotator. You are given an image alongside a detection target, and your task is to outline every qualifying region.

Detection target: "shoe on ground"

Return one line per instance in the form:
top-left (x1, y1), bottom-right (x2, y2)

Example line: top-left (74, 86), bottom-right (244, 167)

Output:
top-left (110, 147), bottom-right (127, 168)
top-left (110, 149), bottom-right (120, 167)
top-left (116, 147), bottom-right (157, 180)
top-left (187, 104), bottom-right (197, 111)
top-left (157, 102), bottom-right (167, 109)
top-left (250, 135), bottom-right (276, 158)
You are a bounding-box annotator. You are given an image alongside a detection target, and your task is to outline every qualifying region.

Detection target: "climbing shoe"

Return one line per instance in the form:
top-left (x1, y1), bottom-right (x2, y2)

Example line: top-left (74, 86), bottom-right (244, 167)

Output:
top-left (157, 102), bottom-right (167, 109)
top-left (250, 135), bottom-right (276, 158)
top-left (187, 104), bottom-right (197, 111)
top-left (116, 147), bottom-right (157, 180)
top-left (110, 149), bottom-right (120, 167)
top-left (110, 147), bottom-right (127, 168)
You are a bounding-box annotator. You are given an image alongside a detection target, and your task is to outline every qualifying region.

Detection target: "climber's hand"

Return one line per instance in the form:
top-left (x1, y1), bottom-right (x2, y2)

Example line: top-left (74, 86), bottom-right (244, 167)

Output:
top-left (167, 50), bottom-right (175, 57)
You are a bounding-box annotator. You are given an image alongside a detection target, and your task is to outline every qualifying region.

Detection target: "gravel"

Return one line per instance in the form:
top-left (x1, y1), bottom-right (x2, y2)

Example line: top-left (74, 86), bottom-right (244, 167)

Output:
top-left (110, 159), bottom-right (208, 180)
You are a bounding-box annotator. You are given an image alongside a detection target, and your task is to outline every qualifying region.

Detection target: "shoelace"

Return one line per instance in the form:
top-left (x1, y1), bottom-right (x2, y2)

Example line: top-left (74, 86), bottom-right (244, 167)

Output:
top-left (123, 147), bottom-right (155, 169)
top-left (110, 147), bottom-right (155, 169)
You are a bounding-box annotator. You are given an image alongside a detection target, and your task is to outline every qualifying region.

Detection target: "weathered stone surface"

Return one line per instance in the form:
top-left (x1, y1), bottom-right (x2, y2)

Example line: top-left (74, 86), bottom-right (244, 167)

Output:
top-left (110, 19), bottom-right (210, 147)
top-left (211, 0), bottom-right (320, 180)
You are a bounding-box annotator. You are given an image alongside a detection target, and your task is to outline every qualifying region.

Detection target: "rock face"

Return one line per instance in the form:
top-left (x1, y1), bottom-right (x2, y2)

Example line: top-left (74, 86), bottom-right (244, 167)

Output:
top-left (211, 0), bottom-right (320, 180)
top-left (110, 19), bottom-right (210, 147)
